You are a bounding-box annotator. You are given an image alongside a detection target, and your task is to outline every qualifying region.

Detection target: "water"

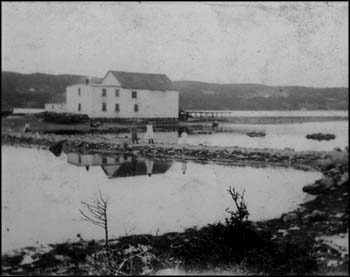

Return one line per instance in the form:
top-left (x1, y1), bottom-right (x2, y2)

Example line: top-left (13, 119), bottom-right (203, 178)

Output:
top-left (186, 121), bottom-right (348, 151)
top-left (186, 110), bottom-right (348, 117)
top-left (112, 121), bottom-right (348, 151)
top-left (2, 146), bottom-right (322, 253)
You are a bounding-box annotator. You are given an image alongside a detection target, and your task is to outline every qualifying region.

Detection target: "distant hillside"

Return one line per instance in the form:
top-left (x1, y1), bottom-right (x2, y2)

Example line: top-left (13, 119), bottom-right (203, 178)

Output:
top-left (174, 81), bottom-right (348, 110)
top-left (1, 71), bottom-right (348, 111)
top-left (1, 72), bottom-right (101, 110)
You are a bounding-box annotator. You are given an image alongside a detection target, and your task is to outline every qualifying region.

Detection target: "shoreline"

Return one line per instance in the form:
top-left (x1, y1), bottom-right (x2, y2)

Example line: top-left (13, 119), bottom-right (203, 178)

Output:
top-left (1, 132), bottom-right (346, 168)
top-left (1, 133), bottom-right (348, 275)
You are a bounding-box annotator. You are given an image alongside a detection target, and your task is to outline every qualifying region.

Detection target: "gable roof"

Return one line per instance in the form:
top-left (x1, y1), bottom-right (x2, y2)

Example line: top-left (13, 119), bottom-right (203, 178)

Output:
top-left (106, 71), bottom-right (174, 91)
top-left (101, 159), bottom-right (173, 178)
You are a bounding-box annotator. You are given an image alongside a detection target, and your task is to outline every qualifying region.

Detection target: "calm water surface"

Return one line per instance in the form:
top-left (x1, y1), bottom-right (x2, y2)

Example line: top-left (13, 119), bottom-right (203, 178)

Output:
top-left (112, 121), bottom-right (348, 151)
top-left (2, 146), bottom-right (323, 253)
top-left (186, 121), bottom-right (348, 151)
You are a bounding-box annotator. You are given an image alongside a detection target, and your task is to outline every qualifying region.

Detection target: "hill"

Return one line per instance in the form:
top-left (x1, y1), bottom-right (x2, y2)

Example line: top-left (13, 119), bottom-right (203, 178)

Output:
top-left (1, 71), bottom-right (348, 111)
top-left (174, 81), bottom-right (348, 110)
top-left (1, 72), bottom-right (101, 110)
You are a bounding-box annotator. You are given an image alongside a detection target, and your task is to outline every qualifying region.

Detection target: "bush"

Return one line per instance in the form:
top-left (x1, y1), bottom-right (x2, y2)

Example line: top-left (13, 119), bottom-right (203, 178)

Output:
top-left (225, 187), bottom-right (249, 227)
top-left (243, 236), bottom-right (318, 275)
top-left (36, 111), bottom-right (89, 124)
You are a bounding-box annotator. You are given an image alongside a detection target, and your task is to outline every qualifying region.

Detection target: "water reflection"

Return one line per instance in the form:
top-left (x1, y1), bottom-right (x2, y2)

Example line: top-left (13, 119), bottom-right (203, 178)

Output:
top-left (48, 140), bottom-right (65, 157)
top-left (67, 152), bottom-right (173, 178)
top-left (181, 160), bottom-right (187, 174)
top-left (2, 146), bottom-right (323, 252)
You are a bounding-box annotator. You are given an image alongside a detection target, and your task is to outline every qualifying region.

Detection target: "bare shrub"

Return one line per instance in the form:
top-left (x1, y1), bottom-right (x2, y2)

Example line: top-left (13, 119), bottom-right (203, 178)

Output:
top-left (79, 191), bottom-right (109, 248)
top-left (225, 187), bottom-right (249, 226)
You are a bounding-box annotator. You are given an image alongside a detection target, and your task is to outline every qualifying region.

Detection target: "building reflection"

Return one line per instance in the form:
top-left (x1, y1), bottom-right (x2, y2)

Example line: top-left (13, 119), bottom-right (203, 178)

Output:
top-left (67, 152), bottom-right (173, 178)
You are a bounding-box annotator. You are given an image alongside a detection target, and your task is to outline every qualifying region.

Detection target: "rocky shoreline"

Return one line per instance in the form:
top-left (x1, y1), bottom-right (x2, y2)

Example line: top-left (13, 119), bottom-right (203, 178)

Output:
top-left (1, 133), bottom-right (349, 275)
top-left (1, 132), bottom-right (346, 169)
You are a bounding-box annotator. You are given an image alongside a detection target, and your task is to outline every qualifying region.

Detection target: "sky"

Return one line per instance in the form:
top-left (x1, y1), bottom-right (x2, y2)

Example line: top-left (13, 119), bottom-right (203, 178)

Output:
top-left (2, 1), bottom-right (348, 87)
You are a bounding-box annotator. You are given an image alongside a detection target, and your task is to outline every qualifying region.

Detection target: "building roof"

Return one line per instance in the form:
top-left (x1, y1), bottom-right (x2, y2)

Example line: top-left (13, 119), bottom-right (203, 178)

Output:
top-left (107, 71), bottom-right (174, 91)
top-left (101, 159), bottom-right (173, 178)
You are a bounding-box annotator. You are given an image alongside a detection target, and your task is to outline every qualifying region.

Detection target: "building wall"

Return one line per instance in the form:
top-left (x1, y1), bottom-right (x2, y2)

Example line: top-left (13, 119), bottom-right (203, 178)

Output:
top-left (101, 72), bottom-right (121, 86)
top-left (66, 84), bottom-right (93, 115)
top-left (12, 108), bottom-right (46, 114)
top-left (65, 81), bottom-right (179, 118)
top-left (45, 103), bottom-right (66, 112)
top-left (89, 87), bottom-right (178, 118)
top-left (67, 153), bottom-right (103, 166)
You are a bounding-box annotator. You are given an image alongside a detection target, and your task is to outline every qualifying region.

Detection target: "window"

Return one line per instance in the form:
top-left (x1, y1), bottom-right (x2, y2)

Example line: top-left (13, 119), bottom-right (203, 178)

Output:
top-left (115, 89), bottom-right (120, 97)
top-left (134, 104), bottom-right (138, 112)
top-left (78, 103), bottom-right (81, 111)
top-left (78, 88), bottom-right (81, 96)
top-left (102, 88), bottom-right (107, 97)
top-left (102, 157), bottom-right (107, 164)
top-left (102, 103), bottom-right (107, 112)
top-left (132, 91), bottom-right (137, 99)
top-left (115, 103), bottom-right (120, 112)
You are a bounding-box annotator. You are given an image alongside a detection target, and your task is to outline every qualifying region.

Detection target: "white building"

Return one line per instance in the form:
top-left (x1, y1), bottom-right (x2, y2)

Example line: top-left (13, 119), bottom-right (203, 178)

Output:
top-left (65, 70), bottom-right (179, 119)
top-left (45, 103), bottom-right (66, 113)
top-left (12, 108), bottom-right (46, 115)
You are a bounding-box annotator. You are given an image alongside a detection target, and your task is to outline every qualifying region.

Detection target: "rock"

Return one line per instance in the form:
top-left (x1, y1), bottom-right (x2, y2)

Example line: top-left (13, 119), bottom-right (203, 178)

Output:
top-left (281, 212), bottom-right (298, 223)
top-left (303, 177), bottom-right (335, 195)
top-left (54, 255), bottom-right (67, 262)
top-left (322, 177), bottom-right (336, 188)
top-left (303, 181), bottom-right (325, 195)
top-left (306, 133), bottom-right (336, 141)
top-left (337, 172), bottom-right (348, 186)
top-left (335, 213), bottom-right (344, 218)
top-left (326, 167), bottom-right (341, 176)
top-left (20, 254), bottom-right (35, 265)
top-left (277, 229), bottom-right (288, 237)
top-left (296, 206), bottom-right (307, 213)
top-left (288, 226), bottom-right (301, 231)
top-left (327, 260), bottom-right (340, 267)
top-left (303, 210), bottom-right (327, 223)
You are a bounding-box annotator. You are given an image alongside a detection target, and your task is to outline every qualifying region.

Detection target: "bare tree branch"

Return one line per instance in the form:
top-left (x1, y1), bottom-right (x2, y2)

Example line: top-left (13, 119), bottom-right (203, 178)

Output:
top-left (226, 186), bottom-right (249, 225)
top-left (79, 190), bottom-right (112, 271)
top-left (79, 210), bottom-right (105, 227)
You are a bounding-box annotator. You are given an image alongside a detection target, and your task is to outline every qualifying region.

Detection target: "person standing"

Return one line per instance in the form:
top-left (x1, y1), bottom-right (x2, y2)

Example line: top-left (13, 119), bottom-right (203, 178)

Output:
top-left (179, 130), bottom-right (188, 144)
top-left (131, 124), bottom-right (139, 144)
top-left (212, 120), bottom-right (219, 133)
top-left (145, 122), bottom-right (155, 144)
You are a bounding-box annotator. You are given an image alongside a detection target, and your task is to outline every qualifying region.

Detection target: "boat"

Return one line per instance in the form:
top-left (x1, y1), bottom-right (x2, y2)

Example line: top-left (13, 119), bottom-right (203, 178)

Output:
top-left (246, 131), bottom-right (266, 137)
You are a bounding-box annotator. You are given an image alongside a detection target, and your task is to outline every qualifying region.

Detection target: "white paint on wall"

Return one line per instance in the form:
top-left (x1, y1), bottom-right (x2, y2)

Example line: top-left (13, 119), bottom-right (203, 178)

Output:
top-left (88, 87), bottom-right (178, 118)
top-left (65, 70), bottom-right (179, 119)
top-left (101, 72), bottom-right (121, 86)
top-left (66, 84), bottom-right (93, 115)
top-left (12, 108), bottom-right (45, 114)
top-left (65, 84), bottom-right (179, 118)
top-left (45, 103), bottom-right (66, 112)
